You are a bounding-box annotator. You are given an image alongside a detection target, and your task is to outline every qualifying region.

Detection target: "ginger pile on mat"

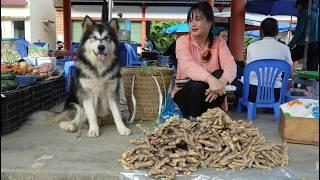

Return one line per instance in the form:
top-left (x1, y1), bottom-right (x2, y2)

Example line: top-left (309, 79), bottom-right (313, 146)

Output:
top-left (119, 108), bottom-right (288, 179)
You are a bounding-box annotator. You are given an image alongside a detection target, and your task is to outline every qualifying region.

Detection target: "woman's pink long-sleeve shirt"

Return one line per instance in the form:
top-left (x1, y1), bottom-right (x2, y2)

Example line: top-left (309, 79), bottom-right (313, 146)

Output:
top-left (172, 34), bottom-right (237, 97)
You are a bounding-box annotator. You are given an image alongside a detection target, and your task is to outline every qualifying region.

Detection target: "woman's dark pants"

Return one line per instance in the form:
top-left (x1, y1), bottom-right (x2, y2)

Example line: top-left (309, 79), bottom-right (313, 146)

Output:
top-left (173, 80), bottom-right (225, 118)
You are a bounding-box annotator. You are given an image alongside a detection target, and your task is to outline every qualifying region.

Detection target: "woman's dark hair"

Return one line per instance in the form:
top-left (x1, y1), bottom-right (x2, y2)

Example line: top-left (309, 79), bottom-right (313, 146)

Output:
top-left (260, 18), bottom-right (279, 37)
top-left (187, 1), bottom-right (214, 62)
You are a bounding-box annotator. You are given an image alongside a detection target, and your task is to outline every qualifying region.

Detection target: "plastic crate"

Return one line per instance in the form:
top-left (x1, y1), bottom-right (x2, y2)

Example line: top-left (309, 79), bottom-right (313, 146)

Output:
top-left (1, 77), bottom-right (66, 135)
top-left (30, 77), bottom-right (66, 111)
top-left (16, 75), bottom-right (39, 87)
top-left (1, 86), bottom-right (31, 135)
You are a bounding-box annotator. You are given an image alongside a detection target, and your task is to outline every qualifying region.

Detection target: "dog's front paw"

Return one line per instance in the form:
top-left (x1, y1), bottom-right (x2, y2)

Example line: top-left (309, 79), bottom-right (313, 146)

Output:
top-left (87, 127), bottom-right (99, 137)
top-left (118, 127), bottom-right (131, 136)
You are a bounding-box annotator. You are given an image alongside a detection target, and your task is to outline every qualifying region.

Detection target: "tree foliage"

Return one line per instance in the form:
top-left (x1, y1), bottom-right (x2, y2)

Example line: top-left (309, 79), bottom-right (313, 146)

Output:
top-left (150, 21), bottom-right (181, 53)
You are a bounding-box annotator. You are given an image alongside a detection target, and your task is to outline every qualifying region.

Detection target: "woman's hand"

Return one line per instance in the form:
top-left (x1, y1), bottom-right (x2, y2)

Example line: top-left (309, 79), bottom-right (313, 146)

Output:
top-left (205, 89), bottom-right (218, 103)
top-left (205, 74), bottom-right (226, 95)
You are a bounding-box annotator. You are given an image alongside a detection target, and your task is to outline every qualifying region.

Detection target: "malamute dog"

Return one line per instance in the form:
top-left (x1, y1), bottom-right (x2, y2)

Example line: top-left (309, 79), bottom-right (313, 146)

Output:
top-left (32, 16), bottom-right (131, 137)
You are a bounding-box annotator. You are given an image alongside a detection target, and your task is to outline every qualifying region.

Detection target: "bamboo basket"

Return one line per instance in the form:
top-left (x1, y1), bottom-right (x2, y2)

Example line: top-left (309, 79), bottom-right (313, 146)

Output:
top-left (121, 67), bottom-right (174, 121)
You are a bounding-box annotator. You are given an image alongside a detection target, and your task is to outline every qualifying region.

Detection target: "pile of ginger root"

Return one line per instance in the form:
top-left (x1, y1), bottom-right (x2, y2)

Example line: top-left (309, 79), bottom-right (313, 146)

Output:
top-left (119, 108), bottom-right (289, 179)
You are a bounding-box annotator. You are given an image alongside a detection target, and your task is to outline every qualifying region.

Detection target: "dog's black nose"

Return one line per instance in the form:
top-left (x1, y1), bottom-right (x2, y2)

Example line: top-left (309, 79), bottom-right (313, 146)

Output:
top-left (98, 45), bottom-right (105, 51)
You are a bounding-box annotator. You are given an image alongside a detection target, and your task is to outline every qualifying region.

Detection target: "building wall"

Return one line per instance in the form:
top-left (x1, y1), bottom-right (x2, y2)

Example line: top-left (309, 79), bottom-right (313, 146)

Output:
top-left (1, 0), bottom-right (56, 49)
top-left (29, 0), bottom-right (56, 49)
top-left (71, 5), bottom-right (189, 20)
top-left (145, 6), bottom-right (190, 19)
top-left (1, 21), bottom-right (14, 38)
top-left (63, 4), bottom-right (231, 45)
top-left (1, 2), bottom-right (31, 17)
top-left (1, 0), bottom-right (31, 41)
top-left (24, 20), bottom-right (31, 43)
top-left (55, 8), bottom-right (64, 41)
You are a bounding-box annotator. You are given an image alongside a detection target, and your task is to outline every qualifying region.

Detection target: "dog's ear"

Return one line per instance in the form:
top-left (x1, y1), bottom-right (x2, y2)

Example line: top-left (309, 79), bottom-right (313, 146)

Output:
top-left (108, 18), bottom-right (119, 33)
top-left (82, 15), bottom-right (95, 33)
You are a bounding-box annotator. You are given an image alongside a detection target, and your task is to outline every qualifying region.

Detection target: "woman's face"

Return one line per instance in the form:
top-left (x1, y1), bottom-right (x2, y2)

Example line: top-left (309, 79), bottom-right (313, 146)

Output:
top-left (188, 10), bottom-right (212, 38)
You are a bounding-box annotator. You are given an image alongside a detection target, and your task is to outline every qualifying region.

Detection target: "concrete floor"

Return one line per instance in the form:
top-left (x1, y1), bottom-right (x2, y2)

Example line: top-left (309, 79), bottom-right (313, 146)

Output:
top-left (1, 103), bottom-right (319, 180)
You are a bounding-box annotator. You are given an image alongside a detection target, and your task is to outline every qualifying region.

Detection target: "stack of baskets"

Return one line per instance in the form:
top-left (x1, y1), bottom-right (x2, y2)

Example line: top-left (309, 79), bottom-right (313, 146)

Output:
top-left (121, 67), bottom-right (173, 121)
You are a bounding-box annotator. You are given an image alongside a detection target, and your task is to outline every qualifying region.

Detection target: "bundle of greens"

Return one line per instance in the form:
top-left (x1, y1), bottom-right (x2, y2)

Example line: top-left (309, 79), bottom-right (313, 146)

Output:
top-left (1, 49), bottom-right (21, 64)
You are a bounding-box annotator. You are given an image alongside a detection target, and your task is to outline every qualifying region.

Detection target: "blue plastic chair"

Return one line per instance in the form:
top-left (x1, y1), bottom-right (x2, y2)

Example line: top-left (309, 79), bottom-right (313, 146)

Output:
top-left (237, 59), bottom-right (291, 122)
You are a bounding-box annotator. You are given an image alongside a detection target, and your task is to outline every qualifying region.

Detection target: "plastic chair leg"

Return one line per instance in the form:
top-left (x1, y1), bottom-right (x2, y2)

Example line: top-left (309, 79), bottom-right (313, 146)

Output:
top-left (237, 99), bottom-right (244, 113)
top-left (274, 103), bottom-right (280, 123)
top-left (247, 102), bottom-right (256, 120)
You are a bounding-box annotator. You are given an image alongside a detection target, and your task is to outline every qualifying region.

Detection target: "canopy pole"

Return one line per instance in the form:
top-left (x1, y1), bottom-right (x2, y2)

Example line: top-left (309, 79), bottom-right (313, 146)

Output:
top-left (63, 0), bottom-right (71, 52)
top-left (230, 0), bottom-right (245, 61)
top-left (141, 6), bottom-right (147, 48)
top-left (288, 15), bottom-right (293, 44)
top-left (108, 0), bottom-right (113, 21)
top-left (302, 0), bottom-right (312, 70)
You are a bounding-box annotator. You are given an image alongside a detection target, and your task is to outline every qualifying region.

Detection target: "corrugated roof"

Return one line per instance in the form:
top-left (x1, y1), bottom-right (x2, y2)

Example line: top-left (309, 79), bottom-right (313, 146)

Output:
top-left (71, 0), bottom-right (199, 6)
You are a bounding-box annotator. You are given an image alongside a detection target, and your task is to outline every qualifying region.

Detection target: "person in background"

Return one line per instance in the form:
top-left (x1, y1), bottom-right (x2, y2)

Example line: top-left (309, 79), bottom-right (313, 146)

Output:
top-left (213, 27), bottom-right (228, 42)
top-left (145, 36), bottom-right (159, 52)
top-left (239, 18), bottom-right (293, 102)
top-left (288, 0), bottom-right (319, 71)
top-left (172, 1), bottom-right (237, 120)
top-left (163, 41), bottom-right (177, 68)
top-left (56, 41), bottom-right (64, 51)
top-left (56, 41), bottom-right (64, 60)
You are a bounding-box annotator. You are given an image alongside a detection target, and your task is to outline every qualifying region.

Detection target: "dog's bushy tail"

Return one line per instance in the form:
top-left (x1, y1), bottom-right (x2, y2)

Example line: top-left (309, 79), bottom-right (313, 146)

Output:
top-left (28, 111), bottom-right (59, 125)
top-left (28, 109), bottom-right (77, 125)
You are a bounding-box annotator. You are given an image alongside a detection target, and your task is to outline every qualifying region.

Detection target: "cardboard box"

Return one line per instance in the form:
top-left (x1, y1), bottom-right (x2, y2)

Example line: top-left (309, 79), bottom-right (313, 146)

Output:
top-left (279, 110), bottom-right (319, 145)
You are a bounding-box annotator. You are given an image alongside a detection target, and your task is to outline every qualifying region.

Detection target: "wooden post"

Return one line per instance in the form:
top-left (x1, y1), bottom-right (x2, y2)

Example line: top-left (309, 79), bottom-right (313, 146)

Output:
top-left (141, 6), bottom-right (147, 48)
top-left (63, 0), bottom-right (72, 52)
top-left (230, 0), bottom-right (245, 61)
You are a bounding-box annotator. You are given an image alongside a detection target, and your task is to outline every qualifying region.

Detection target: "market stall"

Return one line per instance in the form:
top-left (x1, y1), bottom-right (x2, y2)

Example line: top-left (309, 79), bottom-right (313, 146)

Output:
top-left (1, 38), bottom-right (66, 135)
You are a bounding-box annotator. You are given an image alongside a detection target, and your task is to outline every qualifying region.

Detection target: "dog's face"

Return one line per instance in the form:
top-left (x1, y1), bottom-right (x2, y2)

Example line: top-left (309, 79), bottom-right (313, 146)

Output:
top-left (80, 16), bottom-right (118, 63)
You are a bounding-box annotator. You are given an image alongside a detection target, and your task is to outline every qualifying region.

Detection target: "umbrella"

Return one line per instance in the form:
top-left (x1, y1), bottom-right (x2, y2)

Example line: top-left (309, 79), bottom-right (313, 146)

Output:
top-left (246, 0), bottom-right (298, 16)
top-left (161, 23), bottom-right (189, 35)
top-left (162, 13), bottom-right (297, 35)
top-left (246, 0), bottom-right (318, 70)
top-left (246, 0), bottom-right (298, 40)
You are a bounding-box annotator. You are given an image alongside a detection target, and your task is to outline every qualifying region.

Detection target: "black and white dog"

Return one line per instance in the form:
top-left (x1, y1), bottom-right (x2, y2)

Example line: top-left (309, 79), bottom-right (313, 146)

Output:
top-left (33, 16), bottom-right (131, 137)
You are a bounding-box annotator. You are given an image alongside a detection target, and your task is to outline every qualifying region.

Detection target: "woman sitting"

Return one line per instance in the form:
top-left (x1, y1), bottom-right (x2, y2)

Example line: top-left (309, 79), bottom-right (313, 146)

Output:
top-left (172, 1), bottom-right (237, 120)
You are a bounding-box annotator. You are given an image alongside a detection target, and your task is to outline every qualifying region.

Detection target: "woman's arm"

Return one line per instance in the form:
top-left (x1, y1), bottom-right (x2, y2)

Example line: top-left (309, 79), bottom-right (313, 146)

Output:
top-left (176, 36), bottom-right (210, 82)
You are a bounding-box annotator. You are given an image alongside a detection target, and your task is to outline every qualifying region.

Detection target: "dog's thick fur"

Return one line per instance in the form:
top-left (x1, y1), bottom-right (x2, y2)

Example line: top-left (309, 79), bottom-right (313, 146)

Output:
top-left (32, 16), bottom-right (131, 137)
